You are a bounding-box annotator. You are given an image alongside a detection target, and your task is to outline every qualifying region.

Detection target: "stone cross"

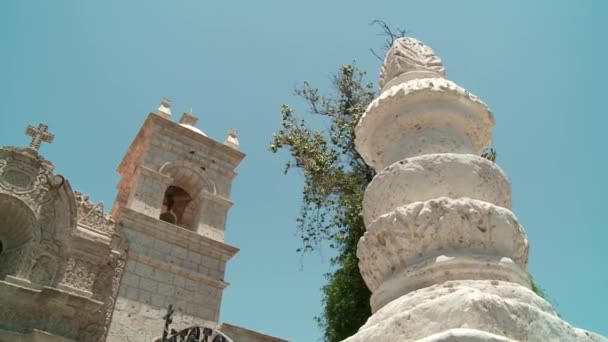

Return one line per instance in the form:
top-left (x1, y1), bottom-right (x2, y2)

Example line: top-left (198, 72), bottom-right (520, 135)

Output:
top-left (25, 123), bottom-right (54, 151)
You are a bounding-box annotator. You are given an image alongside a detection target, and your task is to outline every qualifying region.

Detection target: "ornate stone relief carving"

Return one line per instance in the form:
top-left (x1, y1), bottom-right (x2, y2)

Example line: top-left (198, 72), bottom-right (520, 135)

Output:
top-left (93, 225), bottom-right (129, 341)
top-left (0, 149), bottom-right (54, 212)
top-left (60, 257), bottom-right (98, 294)
top-left (75, 191), bottom-right (115, 236)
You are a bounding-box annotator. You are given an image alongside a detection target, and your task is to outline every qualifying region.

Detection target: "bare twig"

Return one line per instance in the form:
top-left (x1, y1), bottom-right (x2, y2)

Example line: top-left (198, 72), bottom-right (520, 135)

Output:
top-left (369, 20), bottom-right (408, 61)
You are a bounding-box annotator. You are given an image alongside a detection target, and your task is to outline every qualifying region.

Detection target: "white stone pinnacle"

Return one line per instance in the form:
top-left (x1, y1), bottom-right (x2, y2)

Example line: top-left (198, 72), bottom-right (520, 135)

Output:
top-left (224, 129), bottom-right (239, 150)
top-left (345, 38), bottom-right (606, 342)
top-left (155, 97), bottom-right (172, 119)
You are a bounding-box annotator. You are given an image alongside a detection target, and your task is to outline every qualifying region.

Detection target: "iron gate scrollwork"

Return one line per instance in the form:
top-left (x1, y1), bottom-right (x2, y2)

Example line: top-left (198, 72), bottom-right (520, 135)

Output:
top-left (160, 305), bottom-right (234, 342)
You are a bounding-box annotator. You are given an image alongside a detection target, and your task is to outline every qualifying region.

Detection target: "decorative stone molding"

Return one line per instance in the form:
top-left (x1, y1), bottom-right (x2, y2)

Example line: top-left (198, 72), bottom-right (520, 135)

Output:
top-left (363, 154), bottom-right (511, 226)
top-left (355, 78), bottom-right (495, 171)
top-left (117, 208), bottom-right (239, 261)
top-left (129, 251), bottom-right (229, 290)
top-left (75, 191), bottom-right (115, 236)
top-left (358, 198), bottom-right (529, 299)
top-left (58, 257), bottom-right (98, 297)
top-left (0, 148), bottom-right (54, 215)
top-left (345, 280), bottom-right (606, 342)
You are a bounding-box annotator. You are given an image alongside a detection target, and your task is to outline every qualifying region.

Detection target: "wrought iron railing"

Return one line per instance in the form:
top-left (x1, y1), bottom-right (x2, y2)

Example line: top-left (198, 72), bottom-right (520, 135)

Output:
top-left (161, 305), bottom-right (234, 342)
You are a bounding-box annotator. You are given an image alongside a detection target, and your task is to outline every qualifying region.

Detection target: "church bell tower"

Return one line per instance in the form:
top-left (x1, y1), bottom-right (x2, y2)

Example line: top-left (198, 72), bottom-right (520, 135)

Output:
top-left (107, 99), bottom-right (244, 341)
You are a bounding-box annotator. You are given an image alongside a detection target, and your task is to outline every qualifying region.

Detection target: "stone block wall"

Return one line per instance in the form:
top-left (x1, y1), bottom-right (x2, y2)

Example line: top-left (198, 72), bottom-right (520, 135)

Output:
top-left (106, 208), bottom-right (238, 341)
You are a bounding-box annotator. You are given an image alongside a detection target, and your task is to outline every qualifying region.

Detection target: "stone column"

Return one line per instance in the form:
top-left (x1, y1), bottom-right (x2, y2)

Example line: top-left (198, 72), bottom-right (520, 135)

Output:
top-left (345, 38), bottom-right (605, 342)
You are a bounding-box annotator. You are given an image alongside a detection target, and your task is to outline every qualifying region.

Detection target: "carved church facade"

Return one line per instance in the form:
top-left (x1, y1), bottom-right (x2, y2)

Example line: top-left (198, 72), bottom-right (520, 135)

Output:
top-left (0, 103), bottom-right (286, 342)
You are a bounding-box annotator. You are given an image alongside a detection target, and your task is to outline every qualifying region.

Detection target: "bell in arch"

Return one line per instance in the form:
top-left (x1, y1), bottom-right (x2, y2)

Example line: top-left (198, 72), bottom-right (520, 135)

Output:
top-left (159, 185), bottom-right (192, 226)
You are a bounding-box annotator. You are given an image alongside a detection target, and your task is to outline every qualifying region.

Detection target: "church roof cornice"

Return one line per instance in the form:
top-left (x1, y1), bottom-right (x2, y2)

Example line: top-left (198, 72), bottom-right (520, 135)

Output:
top-left (147, 114), bottom-right (246, 166)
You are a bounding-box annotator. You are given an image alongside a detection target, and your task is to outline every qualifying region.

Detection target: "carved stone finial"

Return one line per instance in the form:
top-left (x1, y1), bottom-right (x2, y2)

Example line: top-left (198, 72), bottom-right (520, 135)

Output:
top-left (224, 129), bottom-right (239, 150)
top-left (155, 98), bottom-right (172, 119)
top-left (179, 109), bottom-right (198, 126)
top-left (379, 37), bottom-right (446, 92)
top-left (345, 36), bottom-right (605, 342)
top-left (24, 123), bottom-right (54, 152)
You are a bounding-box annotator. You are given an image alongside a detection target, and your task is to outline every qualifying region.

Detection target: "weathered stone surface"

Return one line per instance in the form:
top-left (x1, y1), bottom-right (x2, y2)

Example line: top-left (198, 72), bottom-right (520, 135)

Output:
top-left (363, 154), bottom-right (511, 226)
top-left (356, 78), bottom-right (495, 171)
top-left (348, 36), bottom-right (607, 342)
top-left (358, 197), bottom-right (529, 310)
top-left (379, 37), bottom-right (446, 92)
top-left (344, 280), bottom-right (606, 342)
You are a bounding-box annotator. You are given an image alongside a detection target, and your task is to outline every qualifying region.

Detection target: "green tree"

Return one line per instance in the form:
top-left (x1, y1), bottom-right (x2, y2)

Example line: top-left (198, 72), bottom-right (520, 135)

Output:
top-left (270, 64), bottom-right (376, 341)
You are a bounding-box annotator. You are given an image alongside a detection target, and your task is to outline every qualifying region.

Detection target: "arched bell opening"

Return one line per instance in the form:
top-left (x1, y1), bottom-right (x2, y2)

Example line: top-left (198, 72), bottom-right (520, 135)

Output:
top-left (158, 162), bottom-right (216, 232)
top-left (159, 185), bottom-right (193, 228)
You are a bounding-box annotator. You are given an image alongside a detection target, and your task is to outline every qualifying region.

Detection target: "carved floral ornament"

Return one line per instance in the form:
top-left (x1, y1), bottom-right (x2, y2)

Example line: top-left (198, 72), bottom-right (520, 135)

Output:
top-left (0, 149), bottom-right (54, 206)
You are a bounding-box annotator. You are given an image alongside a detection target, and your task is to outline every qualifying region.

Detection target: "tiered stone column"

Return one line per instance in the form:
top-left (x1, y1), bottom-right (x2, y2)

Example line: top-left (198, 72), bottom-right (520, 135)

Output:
top-left (345, 38), bottom-right (606, 342)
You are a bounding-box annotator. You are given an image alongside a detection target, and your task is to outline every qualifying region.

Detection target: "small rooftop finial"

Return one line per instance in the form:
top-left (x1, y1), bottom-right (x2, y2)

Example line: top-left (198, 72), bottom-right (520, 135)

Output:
top-left (155, 98), bottom-right (172, 119)
top-left (179, 108), bottom-right (198, 126)
top-left (25, 123), bottom-right (54, 152)
top-left (224, 129), bottom-right (239, 150)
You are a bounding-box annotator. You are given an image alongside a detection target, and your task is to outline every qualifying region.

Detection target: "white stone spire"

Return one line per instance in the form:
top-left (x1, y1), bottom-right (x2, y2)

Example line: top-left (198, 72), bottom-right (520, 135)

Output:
top-left (154, 97), bottom-right (172, 119)
top-left (344, 38), bottom-right (606, 342)
top-left (224, 129), bottom-right (239, 150)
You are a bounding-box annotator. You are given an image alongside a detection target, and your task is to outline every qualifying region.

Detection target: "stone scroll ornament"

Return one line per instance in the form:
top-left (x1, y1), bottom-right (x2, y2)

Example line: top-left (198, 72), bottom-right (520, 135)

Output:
top-left (343, 38), bottom-right (607, 341)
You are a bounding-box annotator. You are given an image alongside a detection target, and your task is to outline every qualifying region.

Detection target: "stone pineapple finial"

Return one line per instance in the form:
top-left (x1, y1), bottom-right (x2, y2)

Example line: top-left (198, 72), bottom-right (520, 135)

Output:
top-left (155, 98), bottom-right (172, 119)
top-left (356, 37), bottom-right (494, 172)
top-left (224, 129), bottom-right (239, 150)
top-left (379, 37), bottom-right (446, 93)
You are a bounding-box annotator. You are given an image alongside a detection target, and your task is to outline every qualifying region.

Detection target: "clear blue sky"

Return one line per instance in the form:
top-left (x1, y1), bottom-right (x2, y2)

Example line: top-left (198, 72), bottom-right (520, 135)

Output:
top-left (2, 1), bottom-right (606, 341)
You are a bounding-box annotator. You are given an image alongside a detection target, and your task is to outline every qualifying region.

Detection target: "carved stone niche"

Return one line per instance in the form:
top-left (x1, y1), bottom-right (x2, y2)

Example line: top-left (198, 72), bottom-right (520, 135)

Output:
top-left (0, 193), bottom-right (39, 280)
top-left (29, 253), bottom-right (58, 286)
